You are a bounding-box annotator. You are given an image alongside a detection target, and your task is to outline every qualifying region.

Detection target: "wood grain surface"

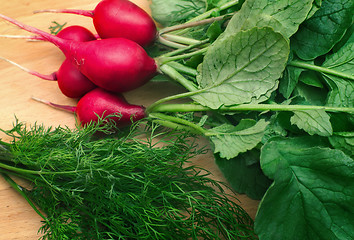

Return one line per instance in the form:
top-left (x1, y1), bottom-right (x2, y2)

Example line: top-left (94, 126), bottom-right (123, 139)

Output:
top-left (0, 1), bottom-right (260, 239)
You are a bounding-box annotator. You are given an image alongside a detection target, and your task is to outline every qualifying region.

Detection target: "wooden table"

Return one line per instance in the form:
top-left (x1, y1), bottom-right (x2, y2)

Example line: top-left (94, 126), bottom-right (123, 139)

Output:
top-left (0, 1), bottom-right (260, 239)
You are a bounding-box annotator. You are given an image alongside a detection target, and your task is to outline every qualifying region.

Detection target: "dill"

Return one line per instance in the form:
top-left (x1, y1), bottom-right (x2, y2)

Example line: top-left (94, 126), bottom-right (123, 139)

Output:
top-left (0, 119), bottom-right (256, 239)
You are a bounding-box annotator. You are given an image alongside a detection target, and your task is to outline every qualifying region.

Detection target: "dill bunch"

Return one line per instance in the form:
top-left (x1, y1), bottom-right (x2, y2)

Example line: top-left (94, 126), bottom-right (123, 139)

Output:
top-left (0, 120), bottom-right (256, 240)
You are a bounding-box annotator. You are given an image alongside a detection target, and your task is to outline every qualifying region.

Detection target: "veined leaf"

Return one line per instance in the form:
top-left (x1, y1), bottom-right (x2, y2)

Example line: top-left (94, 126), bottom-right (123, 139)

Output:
top-left (207, 119), bottom-right (269, 159)
top-left (150, 0), bottom-right (207, 26)
top-left (279, 65), bottom-right (305, 99)
top-left (192, 27), bottom-right (289, 109)
top-left (290, 110), bottom-right (333, 136)
top-left (224, 0), bottom-right (314, 38)
top-left (257, 138), bottom-right (354, 240)
top-left (291, 0), bottom-right (354, 60)
top-left (322, 41), bottom-right (354, 107)
top-left (325, 77), bottom-right (354, 107)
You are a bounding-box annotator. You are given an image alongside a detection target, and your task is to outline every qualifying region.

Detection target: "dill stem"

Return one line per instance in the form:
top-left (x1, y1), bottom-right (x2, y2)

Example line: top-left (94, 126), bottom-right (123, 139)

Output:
top-left (0, 161), bottom-right (89, 176)
top-left (1, 173), bottom-right (46, 219)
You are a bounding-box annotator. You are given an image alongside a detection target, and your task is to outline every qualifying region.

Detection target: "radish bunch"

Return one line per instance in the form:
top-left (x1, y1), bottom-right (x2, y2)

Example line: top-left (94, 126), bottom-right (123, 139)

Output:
top-left (0, 0), bottom-right (158, 128)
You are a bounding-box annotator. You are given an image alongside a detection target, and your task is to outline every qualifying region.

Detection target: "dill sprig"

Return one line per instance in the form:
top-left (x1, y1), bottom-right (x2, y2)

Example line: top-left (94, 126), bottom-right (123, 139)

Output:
top-left (0, 119), bottom-right (256, 239)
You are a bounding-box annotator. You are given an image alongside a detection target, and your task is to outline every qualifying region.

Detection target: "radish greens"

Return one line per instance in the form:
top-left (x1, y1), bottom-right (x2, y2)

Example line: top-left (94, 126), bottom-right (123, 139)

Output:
top-left (150, 0), bottom-right (354, 239)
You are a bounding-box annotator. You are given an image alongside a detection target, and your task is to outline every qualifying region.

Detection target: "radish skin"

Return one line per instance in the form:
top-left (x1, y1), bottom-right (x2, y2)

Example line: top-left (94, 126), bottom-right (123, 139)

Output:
top-left (56, 59), bottom-right (97, 98)
top-left (56, 25), bottom-right (97, 42)
top-left (0, 13), bottom-right (158, 93)
top-left (34, 0), bottom-right (157, 47)
top-left (33, 88), bottom-right (146, 127)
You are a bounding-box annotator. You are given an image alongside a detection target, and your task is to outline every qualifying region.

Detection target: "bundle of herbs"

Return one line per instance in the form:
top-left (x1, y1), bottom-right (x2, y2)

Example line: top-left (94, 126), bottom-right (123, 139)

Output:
top-left (0, 119), bottom-right (256, 239)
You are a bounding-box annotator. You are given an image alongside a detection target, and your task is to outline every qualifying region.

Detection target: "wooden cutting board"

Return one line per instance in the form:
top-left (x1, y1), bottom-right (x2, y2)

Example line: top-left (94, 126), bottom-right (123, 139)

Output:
top-left (0, 1), bottom-right (260, 239)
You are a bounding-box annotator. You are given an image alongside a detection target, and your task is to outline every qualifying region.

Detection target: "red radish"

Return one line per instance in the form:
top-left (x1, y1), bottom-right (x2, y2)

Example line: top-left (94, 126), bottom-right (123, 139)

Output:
top-left (33, 88), bottom-right (146, 127)
top-left (52, 26), bottom-right (98, 98)
top-left (55, 59), bottom-right (97, 98)
top-left (0, 57), bottom-right (97, 98)
top-left (0, 14), bottom-right (158, 93)
top-left (34, 0), bottom-right (157, 47)
top-left (0, 25), bottom-right (98, 98)
top-left (56, 25), bottom-right (97, 42)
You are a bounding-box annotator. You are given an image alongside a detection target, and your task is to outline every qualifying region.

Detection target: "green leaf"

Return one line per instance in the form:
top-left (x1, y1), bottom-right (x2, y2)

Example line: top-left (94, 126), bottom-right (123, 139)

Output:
top-left (290, 110), bottom-right (333, 136)
top-left (192, 27), bottom-right (289, 109)
top-left (330, 112), bottom-right (354, 132)
top-left (293, 82), bottom-right (327, 106)
top-left (306, 0), bottom-right (322, 19)
top-left (260, 136), bottom-right (330, 178)
top-left (224, 0), bottom-right (314, 38)
top-left (298, 71), bottom-right (324, 88)
top-left (322, 41), bottom-right (354, 107)
top-left (279, 65), bottom-right (304, 99)
top-left (291, 0), bottom-right (354, 60)
top-left (215, 149), bottom-right (272, 200)
top-left (150, 0), bottom-right (207, 26)
top-left (207, 119), bottom-right (269, 159)
top-left (206, 0), bottom-right (232, 9)
top-left (324, 77), bottom-right (354, 107)
top-left (333, 22), bottom-right (354, 52)
top-left (329, 132), bottom-right (354, 157)
top-left (206, 21), bottom-right (223, 42)
top-left (257, 139), bottom-right (354, 240)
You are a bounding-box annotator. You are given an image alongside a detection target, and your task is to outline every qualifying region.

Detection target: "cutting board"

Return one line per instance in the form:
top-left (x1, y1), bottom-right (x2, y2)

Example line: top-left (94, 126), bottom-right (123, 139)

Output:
top-left (0, 1), bottom-right (260, 239)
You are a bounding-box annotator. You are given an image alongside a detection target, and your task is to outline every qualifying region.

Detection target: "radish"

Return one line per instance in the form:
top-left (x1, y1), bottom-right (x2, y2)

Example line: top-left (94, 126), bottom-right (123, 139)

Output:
top-left (55, 59), bottom-right (97, 98)
top-left (56, 25), bottom-right (97, 42)
top-left (0, 25), bottom-right (98, 98)
top-left (0, 57), bottom-right (97, 98)
top-left (0, 14), bottom-right (158, 93)
top-left (34, 0), bottom-right (157, 47)
top-left (33, 88), bottom-right (146, 127)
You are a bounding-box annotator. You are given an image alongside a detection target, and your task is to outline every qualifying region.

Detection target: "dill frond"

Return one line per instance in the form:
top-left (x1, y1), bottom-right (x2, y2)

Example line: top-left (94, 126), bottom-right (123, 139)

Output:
top-left (0, 119), bottom-right (256, 240)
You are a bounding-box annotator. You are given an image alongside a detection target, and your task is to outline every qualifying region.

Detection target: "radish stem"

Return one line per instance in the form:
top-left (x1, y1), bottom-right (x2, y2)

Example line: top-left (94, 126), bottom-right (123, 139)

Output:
top-left (162, 34), bottom-right (204, 45)
top-left (166, 61), bottom-right (197, 77)
top-left (0, 57), bottom-right (56, 81)
top-left (33, 9), bottom-right (94, 17)
top-left (149, 113), bottom-right (207, 135)
top-left (149, 103), bottom-right (354, 114)
top-left (158, 48), bottom-right (208, 65)
top-left (31, 97), bottom-right (76, 113)
top-left (159, 14), bottom-right (233, 35)
top-left (158, 39), bottom-right (209, 58)
top-left (159, 64), bottom-right (198, 91)
top-left (157, 35), bottom-right (187, 49)
top-left (288, 61), bottom-right (354, 81)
